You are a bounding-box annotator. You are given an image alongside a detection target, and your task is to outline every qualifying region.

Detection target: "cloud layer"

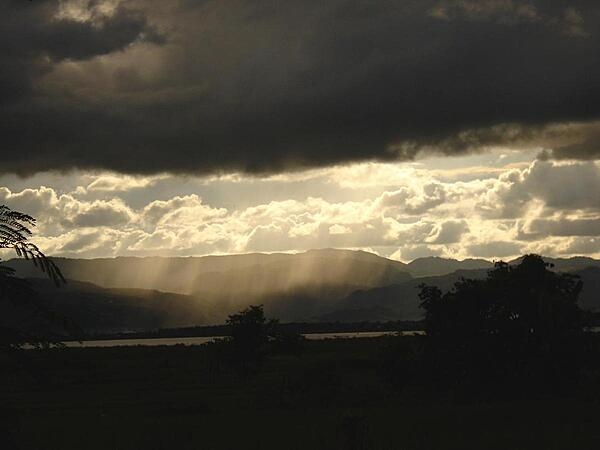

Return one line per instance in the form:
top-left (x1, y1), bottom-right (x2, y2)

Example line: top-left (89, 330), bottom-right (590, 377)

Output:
top-left (1, 154), bottom-right (599, 261)
top-left (1, 0), bottom-right (599, 175)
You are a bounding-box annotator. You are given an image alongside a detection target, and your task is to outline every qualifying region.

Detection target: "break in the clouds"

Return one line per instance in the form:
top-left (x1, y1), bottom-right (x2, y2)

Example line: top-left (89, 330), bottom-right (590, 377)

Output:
top-left (1, 152), bottom-right (599, 261)
top-left (1, 0), bottom-right (600, 175)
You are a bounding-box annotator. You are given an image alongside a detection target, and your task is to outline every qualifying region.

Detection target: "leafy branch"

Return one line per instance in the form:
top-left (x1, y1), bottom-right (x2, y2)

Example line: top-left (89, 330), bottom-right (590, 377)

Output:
top-left (0, 205), bottom-right (65, 285)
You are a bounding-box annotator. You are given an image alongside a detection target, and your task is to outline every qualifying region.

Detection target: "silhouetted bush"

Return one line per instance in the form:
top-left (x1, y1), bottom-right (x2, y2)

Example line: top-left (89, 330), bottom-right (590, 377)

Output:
top-left (227, 305), bottom-right (274, 366)
top-left (222, 305), bottom-right (305, 377)
top-left (417, 254), bottom-right (589, 392)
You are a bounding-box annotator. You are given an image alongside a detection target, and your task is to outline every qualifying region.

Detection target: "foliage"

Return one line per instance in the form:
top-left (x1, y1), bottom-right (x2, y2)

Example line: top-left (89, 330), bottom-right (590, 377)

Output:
top-left (417, 254), bottom-right (589, 389)
top-left (0, 206), bottom-right (64, 285)
top-left (226, 305), bottom-right (276, 361)
top-left (419, 254), bottom-right (585, 341)
top-left (0, 205), bottom-right (70, 350)
top-left (224, 305), bottom-right (304, 376)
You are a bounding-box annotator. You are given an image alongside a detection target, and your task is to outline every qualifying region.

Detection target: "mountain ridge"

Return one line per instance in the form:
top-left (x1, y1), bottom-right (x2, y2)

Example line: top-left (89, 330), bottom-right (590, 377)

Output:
top-left (4, 250), bottom-right (599, 332)
top-left (7, 249), bottom-right (599, 283)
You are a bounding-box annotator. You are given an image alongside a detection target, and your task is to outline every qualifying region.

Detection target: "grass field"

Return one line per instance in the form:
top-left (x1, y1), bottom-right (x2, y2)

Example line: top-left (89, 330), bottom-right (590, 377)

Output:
top-left (3, 337), bottom-right (600, 449)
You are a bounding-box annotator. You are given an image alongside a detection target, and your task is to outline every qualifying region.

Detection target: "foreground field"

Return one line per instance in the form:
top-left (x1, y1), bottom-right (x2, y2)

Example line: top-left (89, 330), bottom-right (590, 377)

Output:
top-left (3, 337), bottom-right (600, 450)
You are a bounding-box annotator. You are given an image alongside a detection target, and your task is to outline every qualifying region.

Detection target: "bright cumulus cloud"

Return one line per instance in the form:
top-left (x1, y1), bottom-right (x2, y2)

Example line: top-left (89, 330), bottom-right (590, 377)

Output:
top-left (0, 151), bottom-right (599, 262)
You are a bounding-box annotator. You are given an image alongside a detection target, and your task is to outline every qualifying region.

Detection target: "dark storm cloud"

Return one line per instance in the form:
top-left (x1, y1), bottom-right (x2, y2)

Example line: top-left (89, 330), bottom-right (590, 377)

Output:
top-left (550, 128), bottom-right (600, 160)
top-left (1, 0), bottom-right (600, 175)
top-left (525, 218), bottom-right (600, 238)
top-left (0, 0), bottom-right (162, 103)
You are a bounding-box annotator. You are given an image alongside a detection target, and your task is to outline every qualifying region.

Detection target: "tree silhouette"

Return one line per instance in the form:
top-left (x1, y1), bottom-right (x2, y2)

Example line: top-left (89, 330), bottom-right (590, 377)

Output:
top-left (226, 305), bottom-right (276, 373)
top-left (0, 205), bottom-right (71, 449)
top-left (0, 206), bottom-right (64, 285)
top-left (418, 254), bottom-right (587, 388)
top-left (224, 305), bottom-right (304, 376)
top-left (0, 205), bottom-right (69, 349)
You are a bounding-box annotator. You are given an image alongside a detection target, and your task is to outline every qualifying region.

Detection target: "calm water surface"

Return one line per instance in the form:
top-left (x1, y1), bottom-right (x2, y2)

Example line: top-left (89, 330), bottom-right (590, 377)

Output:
top-left (62, 328), bottom-right (600, 348)
top-left (63, 330), bottom-right (424, 348)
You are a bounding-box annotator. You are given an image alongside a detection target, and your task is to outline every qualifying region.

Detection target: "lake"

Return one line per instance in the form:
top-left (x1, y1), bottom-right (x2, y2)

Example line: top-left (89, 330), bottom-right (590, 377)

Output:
top-left (60, 327), bottom-right (600, 348)
top-left (62, 330), bottom-right (424, 348)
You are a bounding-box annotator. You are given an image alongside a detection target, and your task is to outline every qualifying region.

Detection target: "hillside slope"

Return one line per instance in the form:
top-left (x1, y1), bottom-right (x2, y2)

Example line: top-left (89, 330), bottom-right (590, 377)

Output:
top-left (7, 249), bottom-right (411, 296)
top-left (5, 252), bottom-right (600, 330)
top-left (26, 279), bottom-right (212, 334)
top-left (318, 265), bottom-right (600, 322)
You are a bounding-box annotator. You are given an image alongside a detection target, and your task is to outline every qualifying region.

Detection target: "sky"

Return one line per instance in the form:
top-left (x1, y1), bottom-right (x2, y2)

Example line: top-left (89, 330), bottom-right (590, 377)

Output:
top-left (1, 0), bottom-right (599, 261)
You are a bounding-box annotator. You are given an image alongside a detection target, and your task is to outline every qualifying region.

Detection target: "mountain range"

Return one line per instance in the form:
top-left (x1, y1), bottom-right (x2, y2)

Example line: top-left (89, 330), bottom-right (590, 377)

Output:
top-left (5, 249), bottom-right (600, 334)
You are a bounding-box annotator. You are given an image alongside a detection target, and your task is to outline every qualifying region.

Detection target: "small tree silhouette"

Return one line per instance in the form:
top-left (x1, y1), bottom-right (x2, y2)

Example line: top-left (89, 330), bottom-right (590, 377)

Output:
top-left (224, 305), bottom-right (304, 376)
top-left (226, 305), bottom-right (276, 374)
top-left (418, 254), bottom-right (587, 388)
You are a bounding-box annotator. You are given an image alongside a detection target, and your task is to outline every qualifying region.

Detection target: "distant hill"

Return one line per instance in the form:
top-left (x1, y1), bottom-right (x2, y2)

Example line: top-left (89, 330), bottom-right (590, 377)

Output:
top-left (317, 264), bottom-right (600, 323)
top-left (4, 251), bottom-right (600, 330)
top-left (189, 249), bottom-right (411, 318)
top-left (7, 249), bottom-right (412, 324)
top-left (509, 256), bottom-right (600, 273)
top-left (5, 249), bottom-right (413, 330)
top-left (314, 269), bottom-right (490, 322)
top-left (8, 251), bottom-right (598, 294)
top-left (26, 278), bottom-right (212, 334)
top-left (6, 249), bottom-right (411, 296)
top-left (405, 256), bottom-right (600, 278)
top-left (406, 257), bottom-right (493, 277)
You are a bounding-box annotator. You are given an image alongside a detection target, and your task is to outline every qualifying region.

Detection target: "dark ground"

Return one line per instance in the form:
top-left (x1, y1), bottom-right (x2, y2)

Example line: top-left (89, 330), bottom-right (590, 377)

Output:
top-left (3, 337), bottom-right (600, 450)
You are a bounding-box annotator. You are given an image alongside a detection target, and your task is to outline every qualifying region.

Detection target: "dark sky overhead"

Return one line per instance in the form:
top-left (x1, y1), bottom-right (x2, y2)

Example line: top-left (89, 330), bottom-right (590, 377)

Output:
top-left (2, 0), bottom-right (600, 176)
top-left (1, 0), bottom-right (599, 262)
